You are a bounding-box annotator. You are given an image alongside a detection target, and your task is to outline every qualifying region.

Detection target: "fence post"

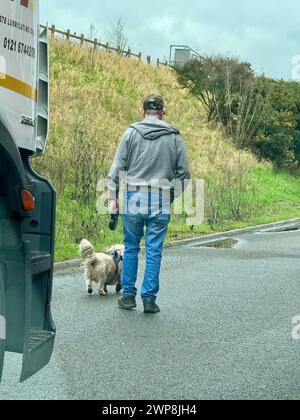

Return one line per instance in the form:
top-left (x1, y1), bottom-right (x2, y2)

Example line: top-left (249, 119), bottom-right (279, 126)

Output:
top-left (51, 25), bottom-right (55, 38)
top-left (66, 29), bottom-right (71, 42)
top-left (138, 52), bottom-right (142, 61)
top-left (147, 56), bottom-right (151, 65)
top-left (94, 38), bottom-right (98, 51)
top-left (105, 42), bottom-right (109, 52)
top-left (80, 34), bottom-right (84, 47)
top-left (127, 48), bottom-right (131, 58)
top-left (157, 58), bottom-right (160, 68)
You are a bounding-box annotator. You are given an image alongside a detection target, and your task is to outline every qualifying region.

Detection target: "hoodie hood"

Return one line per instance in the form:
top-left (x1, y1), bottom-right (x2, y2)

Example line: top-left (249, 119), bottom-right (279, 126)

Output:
top-left (130, 119), bottom-right (180, 141)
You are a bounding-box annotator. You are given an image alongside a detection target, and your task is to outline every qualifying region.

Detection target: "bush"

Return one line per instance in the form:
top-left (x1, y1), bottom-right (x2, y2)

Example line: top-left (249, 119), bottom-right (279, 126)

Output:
top-left (177, 56), bottom-right (269, 149)
top-left (177, 57), bottom-right (300, 171)
top-left (252, 78), bottom-right (300, 171)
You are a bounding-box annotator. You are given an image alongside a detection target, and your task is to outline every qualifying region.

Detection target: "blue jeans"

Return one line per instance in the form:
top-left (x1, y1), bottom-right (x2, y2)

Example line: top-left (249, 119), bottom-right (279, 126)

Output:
top-left (122, 192), bottom-right (171, 302)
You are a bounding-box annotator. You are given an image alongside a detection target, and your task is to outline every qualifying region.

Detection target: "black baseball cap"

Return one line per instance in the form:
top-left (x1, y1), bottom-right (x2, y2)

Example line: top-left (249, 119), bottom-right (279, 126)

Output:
top-left (143, 94), bottom-right (165, 111)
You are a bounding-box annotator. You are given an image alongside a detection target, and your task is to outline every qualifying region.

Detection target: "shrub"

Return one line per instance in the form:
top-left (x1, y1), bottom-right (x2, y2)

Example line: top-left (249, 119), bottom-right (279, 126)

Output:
top-left (176, 56), bottom-right (269, 149)
top-left (252, 78), bottom-right (300, 171)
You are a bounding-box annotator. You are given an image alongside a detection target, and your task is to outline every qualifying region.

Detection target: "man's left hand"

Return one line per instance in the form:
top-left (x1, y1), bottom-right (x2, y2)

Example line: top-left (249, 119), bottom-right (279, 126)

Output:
top-left (109, 199), bottom-right (119, 215)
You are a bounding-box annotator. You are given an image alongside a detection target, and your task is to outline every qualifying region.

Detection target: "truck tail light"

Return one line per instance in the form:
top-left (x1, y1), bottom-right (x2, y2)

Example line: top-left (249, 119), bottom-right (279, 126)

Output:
top-left (21, 189), bottom-right (35, 213)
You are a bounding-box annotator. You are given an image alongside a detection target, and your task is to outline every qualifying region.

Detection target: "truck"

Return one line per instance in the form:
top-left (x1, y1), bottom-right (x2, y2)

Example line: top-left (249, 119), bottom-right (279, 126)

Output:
top-left (0, 0), bottom-right (56, 382)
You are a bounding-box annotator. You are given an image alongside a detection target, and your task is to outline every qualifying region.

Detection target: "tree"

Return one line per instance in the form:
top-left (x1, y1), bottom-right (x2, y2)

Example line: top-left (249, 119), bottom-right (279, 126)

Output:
top-left (252, 78), bottom-right (300, 170)
top-left (105, 17), bottom-right (128, 52)
top-left (177, 56), bottom-right (254, 122)
top-left (176, 56), bottom-right (270, 149)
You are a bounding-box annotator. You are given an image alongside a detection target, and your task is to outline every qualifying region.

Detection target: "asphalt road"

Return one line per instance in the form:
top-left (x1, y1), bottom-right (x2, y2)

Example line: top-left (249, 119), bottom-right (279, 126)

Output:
top-left (1, 229), bottom-right (300, 400)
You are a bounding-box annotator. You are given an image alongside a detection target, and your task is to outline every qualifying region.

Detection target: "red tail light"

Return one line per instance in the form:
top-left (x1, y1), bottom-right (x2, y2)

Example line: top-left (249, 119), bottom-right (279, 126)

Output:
top-left (21, 189), bottom-right (35, 213)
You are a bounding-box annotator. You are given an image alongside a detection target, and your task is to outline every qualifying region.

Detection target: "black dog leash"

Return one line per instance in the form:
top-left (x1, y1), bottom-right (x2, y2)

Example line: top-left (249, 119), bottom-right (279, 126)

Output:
top-left (108, 211), bottom-right (121, 283)
top-left (105, 250), bottom-right (122, 284)
top-left (109, 214), bottom-right (119, 232)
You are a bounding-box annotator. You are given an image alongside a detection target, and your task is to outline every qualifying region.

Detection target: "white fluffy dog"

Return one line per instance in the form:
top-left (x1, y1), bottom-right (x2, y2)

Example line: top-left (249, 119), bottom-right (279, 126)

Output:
top-left (79, 239), bottom-right (124, 296)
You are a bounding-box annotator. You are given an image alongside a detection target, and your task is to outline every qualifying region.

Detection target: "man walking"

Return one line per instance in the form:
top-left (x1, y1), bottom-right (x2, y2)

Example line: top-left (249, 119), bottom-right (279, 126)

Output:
top-left (108, 95), bottom-right (190, 314)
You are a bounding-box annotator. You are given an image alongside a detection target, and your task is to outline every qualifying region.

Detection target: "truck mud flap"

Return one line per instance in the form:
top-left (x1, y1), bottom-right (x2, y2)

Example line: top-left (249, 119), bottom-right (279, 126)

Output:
top-left (0, 244), bottom-right (31, 382)
top-left (20, 321), bottom-right (55, 383)
top-left (20, 250), bottom-right (55, 383)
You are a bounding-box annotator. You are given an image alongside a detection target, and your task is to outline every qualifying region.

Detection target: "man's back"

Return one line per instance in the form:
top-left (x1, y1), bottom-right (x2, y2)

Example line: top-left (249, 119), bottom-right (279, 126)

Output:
top-left (108, 118), bottom-right (190, 195)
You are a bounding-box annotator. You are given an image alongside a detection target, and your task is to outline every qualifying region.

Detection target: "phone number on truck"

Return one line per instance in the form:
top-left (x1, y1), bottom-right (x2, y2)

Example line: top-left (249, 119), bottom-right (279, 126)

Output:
top-left (2, 37), bottom-right (36, 58)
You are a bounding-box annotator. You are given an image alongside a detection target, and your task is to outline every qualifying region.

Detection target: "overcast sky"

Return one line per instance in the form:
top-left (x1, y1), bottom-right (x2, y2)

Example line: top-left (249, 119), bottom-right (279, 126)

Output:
top-left (40, 0), bottom-right (300, 80)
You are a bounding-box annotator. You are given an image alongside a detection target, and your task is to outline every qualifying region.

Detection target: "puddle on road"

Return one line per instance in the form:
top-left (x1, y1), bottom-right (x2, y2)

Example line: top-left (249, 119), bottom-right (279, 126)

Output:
top-left (190, 238), bottom-right (238, 249)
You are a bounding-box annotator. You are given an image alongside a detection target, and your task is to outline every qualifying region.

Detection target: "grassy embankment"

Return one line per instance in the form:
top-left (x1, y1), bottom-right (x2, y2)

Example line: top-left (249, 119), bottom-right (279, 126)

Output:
top-left (33, 39), bottom-right (300, 261)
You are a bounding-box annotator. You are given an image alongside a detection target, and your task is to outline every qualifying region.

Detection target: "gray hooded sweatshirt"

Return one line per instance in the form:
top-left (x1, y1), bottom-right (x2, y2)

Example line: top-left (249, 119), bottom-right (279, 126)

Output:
top-left (108, 118), bottom-right (190, 199)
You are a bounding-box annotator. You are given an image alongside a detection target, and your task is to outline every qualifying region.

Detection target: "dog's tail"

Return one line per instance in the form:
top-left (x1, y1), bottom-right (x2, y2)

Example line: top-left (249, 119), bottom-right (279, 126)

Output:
top-left (79, 239), bottom-right (98, 266)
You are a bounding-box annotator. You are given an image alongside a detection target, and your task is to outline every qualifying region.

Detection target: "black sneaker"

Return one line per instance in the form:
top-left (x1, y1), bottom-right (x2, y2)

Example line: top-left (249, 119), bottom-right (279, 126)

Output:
top-left (143, 300), bottom-right (160, 314)
top-left (118, 296), bottom-right (137, 310)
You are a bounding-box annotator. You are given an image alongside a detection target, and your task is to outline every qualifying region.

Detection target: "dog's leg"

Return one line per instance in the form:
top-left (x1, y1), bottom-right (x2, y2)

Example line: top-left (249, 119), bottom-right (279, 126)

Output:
top-left (116, 281), bottom-right (123, 294)
top-left (85, 272), bottom-right (94, 296)
top-left (115, 269), bottom-right (123, 294)
top-left (97, 277), bottom-right (108, 296)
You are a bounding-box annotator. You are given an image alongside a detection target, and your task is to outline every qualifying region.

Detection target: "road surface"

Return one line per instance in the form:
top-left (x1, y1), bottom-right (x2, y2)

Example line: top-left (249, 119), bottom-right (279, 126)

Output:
top-left (1, 229), bottom-right (300, 400)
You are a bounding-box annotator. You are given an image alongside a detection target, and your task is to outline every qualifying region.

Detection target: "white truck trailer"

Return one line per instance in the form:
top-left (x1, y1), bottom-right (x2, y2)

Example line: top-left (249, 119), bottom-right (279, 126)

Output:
top-left (0, 0), bottom-right (56, 382)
